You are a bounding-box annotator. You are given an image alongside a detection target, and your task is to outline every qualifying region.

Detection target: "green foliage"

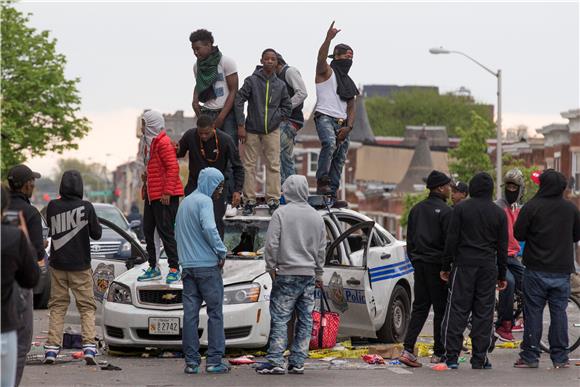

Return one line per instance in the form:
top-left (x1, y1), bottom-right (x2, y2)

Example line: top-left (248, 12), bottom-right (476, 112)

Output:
top-left (1, 3), bottom-right (90, 176)
top-left (502, 155), bottom-right (540, 203)
top-left (448, 112), bottom-right (494, 184)
top-left (401, 190), bottom-right (428, 227)
top-left (365, 89), bottom-right (494, 137)
top-left (53, 158), bottom-right (111, 200)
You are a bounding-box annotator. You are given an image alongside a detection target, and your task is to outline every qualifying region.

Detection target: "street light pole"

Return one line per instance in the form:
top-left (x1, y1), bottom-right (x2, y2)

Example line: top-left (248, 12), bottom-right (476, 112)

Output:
top-left (429, 47), bottom-right (503, 199)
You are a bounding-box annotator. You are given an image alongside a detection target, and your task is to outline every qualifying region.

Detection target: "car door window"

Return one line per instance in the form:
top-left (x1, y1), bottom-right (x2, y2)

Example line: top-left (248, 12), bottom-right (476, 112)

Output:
top-left (334, 215), bottom-right (375, 261)
top-left (326, 219), bottom-right (374, 268)
top-left (324, 218), bottom-right (344, 266)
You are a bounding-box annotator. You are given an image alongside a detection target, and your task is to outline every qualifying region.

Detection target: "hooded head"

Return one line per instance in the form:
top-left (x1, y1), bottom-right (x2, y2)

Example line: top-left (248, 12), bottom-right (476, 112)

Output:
top-left (59, 170), bottom-right (84, 200)
top-left (142, 110), bottom-right (165, 147)
top-left (196, 167), bottom-right (224, 198)
top-left (282, 175), bottom-right (309, 204)
top-left (469, 172), bottom-right (494, 199)
top-left (536, 169), bottom-right (567, 198)
top-left (503, 168), bottom-right (525, 204)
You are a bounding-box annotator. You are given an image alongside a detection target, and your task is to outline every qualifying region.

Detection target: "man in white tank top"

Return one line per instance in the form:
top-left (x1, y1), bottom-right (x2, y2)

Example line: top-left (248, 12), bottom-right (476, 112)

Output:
top-left (314, 21), bottom-right (359, 199)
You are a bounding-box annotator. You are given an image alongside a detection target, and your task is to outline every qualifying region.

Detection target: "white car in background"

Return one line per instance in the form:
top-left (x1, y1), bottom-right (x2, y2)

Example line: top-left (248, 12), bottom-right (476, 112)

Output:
top-left (102, 200), bottom-right (414, 350)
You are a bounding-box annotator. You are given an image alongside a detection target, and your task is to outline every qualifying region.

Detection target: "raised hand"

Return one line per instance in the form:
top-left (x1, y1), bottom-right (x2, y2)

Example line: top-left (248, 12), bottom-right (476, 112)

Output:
top-left (326, 21), bottom-right (341, 40)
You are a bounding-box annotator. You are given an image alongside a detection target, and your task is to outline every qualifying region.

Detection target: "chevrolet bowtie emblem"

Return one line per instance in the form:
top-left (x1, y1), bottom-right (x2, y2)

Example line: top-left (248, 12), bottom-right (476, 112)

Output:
top-left (162, 293), bottom-right (177, 301)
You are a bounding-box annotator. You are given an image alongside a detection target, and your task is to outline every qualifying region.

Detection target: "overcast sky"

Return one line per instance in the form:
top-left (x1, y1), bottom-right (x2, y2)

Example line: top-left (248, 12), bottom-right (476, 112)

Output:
top-left (17, 1), bottom-right (579, 177)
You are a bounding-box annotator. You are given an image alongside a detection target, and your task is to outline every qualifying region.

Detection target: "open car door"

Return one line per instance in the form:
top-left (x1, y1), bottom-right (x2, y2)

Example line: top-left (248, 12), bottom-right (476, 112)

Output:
top-left (322, 220), bottom-right (377, 338)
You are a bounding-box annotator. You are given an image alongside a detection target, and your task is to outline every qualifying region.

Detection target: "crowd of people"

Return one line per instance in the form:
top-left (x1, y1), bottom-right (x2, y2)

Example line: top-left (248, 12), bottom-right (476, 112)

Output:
top-left (400, 168), bottom-right (580, 370)
top-left (1, 20), bottom-right (580, 386)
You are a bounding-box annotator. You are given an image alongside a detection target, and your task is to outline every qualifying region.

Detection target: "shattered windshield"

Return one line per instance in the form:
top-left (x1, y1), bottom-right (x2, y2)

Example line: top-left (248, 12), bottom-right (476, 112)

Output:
top-left (224, 220), bottom-right (269, 260)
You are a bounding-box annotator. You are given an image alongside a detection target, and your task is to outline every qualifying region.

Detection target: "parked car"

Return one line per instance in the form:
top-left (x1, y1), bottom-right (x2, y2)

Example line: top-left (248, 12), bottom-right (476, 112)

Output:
top-left (102, 201), bottom-right (414, 350)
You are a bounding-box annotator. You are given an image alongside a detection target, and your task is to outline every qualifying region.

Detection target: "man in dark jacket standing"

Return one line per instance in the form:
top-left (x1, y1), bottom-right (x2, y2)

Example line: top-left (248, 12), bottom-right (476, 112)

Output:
top-left (440, 172), bottom-right (508, 370)
top-left (235, 49), bottom-right (292, 215)
top-left (7, 164), bottom-right (44, 385)
top-left (177, 114), bottom-right (244, 237)
top-left (513, 169), bottom-right (580, 369)
top-left (44, 170), bottom-right (102, 366)
top-left (399, 170), bottom-right (452, 367)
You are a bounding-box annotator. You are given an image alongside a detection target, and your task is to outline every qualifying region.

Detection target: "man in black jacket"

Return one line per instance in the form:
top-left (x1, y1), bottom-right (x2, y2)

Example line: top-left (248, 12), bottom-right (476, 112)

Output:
top-left (177, 114), bottom-right (244, 238)
top-left (513, 169), bottom-right (580, 369)
top-left (399, 170), bottom-right (452, 367)
top-left (7, 164), bottom-right (44, 385)
top-left (440, 172), bottom-right (508, 370)
top-left (44, 170), bottom-right (102, 366)
top-left (1, 185), bottom-right (40, 387)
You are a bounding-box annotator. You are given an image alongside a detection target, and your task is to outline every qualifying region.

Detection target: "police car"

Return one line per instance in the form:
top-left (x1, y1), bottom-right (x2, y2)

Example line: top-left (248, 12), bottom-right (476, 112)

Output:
top-left (101, 200), bottom-right (414, 349)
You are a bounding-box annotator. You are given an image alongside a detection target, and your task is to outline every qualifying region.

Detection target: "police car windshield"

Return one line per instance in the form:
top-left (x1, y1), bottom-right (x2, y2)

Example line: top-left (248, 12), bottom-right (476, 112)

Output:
top-left (224, 220), bottom-right (268, 260)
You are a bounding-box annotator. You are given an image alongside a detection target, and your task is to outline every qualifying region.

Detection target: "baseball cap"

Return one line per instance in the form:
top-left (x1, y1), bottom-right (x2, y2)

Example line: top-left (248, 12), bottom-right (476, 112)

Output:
top-left (328, 43), bottom-right (353, 59)
top-left (7, 164), bottom-right (41, 188)
top-left (451, 181), bottom-right (469, 194)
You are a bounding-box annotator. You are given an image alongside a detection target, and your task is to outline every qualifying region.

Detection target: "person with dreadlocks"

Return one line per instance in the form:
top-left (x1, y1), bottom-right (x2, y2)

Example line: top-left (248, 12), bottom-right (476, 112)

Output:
top-left (314, 21), bottom-right (359, 199)
top-left (190, 28), bottom-right (239, 215)
top-left (137, 110), bottom-right (184, 284)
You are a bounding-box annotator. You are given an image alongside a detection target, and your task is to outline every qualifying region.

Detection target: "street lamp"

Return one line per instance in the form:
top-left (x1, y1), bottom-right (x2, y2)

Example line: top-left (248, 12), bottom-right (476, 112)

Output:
top-left (429, 46), bottom-right (503, 199)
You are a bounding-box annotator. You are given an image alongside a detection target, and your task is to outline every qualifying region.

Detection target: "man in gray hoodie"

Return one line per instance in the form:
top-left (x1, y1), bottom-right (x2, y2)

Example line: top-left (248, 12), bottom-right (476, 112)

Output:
top-left (256, 175), bottom-right (326, 375)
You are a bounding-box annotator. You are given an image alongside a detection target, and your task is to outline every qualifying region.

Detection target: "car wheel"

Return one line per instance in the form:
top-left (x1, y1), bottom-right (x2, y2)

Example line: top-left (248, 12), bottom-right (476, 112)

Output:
top-left (376, 284), bottom-right (411, 342)
top-left (33, 280), bottom-right (50, 310)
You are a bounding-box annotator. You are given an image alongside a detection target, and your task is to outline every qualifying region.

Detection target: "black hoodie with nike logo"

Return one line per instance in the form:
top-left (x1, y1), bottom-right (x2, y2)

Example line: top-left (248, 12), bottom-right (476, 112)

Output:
top-left (47, 170), bottom-right (102, 271)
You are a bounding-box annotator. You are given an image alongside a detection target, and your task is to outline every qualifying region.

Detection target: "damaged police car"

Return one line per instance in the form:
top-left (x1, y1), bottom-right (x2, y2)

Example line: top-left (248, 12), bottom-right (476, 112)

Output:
top-left (102, 200), bottom-right (413, 350)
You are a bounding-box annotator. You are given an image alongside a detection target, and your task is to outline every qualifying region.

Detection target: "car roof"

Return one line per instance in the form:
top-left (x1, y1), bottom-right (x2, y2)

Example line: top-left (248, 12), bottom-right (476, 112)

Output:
top-left (224, 206), bottom-right (369, 223)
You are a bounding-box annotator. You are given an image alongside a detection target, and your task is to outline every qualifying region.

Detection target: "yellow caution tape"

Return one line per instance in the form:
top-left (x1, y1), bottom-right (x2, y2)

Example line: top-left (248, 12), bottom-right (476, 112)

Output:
top-left (309, 348), bottom-right (369, 359)
top-left (416, 343), bottom-right (434, 357)
top-left (496, 340), bottom-right (522, 349)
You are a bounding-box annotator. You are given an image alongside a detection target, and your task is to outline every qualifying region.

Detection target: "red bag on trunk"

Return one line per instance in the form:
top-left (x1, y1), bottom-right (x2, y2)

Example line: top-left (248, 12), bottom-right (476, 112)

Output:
top-left (309, 286), bottom-right (340, 350)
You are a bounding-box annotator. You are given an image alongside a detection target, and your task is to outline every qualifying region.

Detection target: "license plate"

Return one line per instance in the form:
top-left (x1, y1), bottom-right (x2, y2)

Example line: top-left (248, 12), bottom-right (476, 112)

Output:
top-left (148, 317), bottom-right (179, 335)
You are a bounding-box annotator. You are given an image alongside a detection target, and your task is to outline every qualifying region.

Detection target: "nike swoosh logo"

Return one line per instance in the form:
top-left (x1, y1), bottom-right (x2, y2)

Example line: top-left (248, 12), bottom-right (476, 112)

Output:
top-left (52, 220), bottom-right (88, 250)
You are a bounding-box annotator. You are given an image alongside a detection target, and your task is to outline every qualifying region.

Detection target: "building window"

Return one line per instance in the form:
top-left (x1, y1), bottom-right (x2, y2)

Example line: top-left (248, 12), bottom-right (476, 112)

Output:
top-left (307, 152), bottom-right (319, 177)
top-left (554, 151), bottom-right (561, 172)
top-left (573, 152), bottom-right (580, 192)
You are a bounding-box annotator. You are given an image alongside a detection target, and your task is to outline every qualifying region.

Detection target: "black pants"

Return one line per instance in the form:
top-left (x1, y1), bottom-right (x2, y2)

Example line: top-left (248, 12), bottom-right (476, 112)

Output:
top-left (214, 196), bottom-right (226, 240)
top-left (403, 261), bottom-right (447, 357)
top-left (441, 265), bottom-right (497, 366)
top-left (143, 196), bottom-right (179, 270)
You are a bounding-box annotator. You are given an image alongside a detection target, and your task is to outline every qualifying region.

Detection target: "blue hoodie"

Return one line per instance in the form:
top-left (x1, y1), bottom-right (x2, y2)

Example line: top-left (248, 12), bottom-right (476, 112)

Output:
top-left (176, 168), bottom-right (227, 268)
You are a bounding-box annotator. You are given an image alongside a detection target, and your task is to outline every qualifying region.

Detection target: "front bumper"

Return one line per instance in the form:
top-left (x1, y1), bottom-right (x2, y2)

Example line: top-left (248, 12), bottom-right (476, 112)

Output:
top-left (103, 300), bottom-right (270, 349)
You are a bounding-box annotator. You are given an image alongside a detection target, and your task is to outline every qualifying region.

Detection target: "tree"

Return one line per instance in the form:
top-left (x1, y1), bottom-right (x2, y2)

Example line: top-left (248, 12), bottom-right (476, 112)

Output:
top-left (1, 3), bottom-right (90, 176)
top-left (448, 112), bottom-right (494, 184)
top-left (365, 89), bottom-right (494, 137)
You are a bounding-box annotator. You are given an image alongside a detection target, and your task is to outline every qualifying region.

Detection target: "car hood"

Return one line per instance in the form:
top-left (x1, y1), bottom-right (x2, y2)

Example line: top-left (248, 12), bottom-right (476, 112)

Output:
top-left (115, 259), bottom-right (267, 288)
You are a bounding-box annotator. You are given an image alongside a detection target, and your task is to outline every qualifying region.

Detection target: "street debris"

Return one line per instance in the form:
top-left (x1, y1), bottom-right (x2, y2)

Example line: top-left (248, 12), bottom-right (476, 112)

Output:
top-left (229, 356), bottom-right (256, 365)
top-left (100, 363), bottom-right (122, 371)
top-left (361, 354), bottom-right (385, 364)
top-left (431, 363), bottom-right (449, 371)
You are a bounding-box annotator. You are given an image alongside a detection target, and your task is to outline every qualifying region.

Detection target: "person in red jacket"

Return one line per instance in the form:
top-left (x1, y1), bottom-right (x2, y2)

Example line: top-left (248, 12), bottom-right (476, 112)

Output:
top-left (137, 110), bottom-right (184, 284)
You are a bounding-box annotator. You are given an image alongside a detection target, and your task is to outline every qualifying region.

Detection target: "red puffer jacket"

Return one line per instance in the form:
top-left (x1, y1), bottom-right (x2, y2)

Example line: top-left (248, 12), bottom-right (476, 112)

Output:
top-left (145, 131), bottom-right (184, 201)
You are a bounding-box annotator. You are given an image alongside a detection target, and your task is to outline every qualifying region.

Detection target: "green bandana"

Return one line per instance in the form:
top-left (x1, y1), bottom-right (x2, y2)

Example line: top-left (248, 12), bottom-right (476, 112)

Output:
top-left (195, 47), bottom-right (222, 103)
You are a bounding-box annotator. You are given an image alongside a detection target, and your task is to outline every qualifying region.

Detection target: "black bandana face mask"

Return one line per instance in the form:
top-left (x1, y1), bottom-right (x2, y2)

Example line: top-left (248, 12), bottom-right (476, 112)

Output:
top-left (331, 59), bottom-right (353, 74)
top-left (505, 189), bottom-right (519, 204)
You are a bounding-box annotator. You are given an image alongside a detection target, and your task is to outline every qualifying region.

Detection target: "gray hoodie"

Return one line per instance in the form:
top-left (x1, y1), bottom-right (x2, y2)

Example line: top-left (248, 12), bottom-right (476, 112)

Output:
top-left (264, 175), bottom-right (326, 278)
top-left (235, 67), bottom-right (292, 135)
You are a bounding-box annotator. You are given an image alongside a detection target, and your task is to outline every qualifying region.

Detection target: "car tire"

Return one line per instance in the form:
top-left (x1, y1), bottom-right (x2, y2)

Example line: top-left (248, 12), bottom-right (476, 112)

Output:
top-left (377, 284), bottom-right (411, 342)
top-left (33, 280), bottom-right (51, 310)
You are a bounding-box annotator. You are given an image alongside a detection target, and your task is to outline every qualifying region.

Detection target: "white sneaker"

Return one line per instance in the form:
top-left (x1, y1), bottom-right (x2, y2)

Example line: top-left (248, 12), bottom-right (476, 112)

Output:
top-left (225, 204), bottom-right (238, 217)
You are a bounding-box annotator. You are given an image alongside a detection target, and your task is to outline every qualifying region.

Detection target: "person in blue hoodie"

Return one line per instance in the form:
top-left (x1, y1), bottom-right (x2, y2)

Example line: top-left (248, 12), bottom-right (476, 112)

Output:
top-left (175, 167), bottom-right (229, 375)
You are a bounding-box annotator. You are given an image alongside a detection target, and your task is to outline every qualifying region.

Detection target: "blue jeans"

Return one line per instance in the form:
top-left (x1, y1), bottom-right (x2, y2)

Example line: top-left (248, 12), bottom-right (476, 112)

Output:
top-left (280, 121), bottom-right (298, 185)
top-left (520, 269), bottom-right (570, 364)
top-left (201, 108), bottom-right (237, 202)
top-left (266, 275), bottom-right (316, 367)
top-left (497, 257), bottom-right (525, 324)
top-left (182, 266), bottom-right (225, 367)
top-left (1, 330), bottom-right (17, 387)
top-left (314, 113), bottom-right (350, 196)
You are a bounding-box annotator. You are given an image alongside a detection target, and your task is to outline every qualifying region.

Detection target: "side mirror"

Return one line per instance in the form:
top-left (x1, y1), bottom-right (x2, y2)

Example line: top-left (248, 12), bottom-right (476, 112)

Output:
top-left (130, 220), bottom-right (141, 229)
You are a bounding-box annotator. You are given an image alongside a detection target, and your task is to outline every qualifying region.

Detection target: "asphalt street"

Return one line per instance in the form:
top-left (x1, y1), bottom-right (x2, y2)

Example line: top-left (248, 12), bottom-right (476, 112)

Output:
top-left (21, 309), bottom-right (580, 387)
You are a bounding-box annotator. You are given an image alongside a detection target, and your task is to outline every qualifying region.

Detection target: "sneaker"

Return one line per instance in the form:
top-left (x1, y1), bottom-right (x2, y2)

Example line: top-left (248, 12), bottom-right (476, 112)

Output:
top-left (472, 360), bottom-right (492, 369)
top-left (399, 350), bottom-right (422, 368)
top-left (446, 362), bottom-right (459, 370)
top-left (242, 202), bottom-right (256, 216)
top-left (137, 266), bottom-right (162, 282)
top-left (225, 204), bottom-right (238, 217)
top-left (288, 364), bottom-right (304, 374)
top-left (513, 358), bottom-right (539, 368)
top-left (255, 362), bottom-right (285, 375)
top-left (166, 268), bottom-right (181, 284)
top-left (430, 355), bottom-right (443, 364)
top-left (512, 319), bottom-right (524, 332)
top-left (83, 344), bottom-right (97, 365)
top-left (267, 199), bottom-right (279, 215)
top-left (206, 363), bottom-right (231, 374)
top-left (553, 362), bottom-right (570, 369)
top-left (184, 364), bottom-right (201, 374)
top-left (495, 321), bottom-right (515, 342)
top-left (43, 345), bottom-right (60, 365)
